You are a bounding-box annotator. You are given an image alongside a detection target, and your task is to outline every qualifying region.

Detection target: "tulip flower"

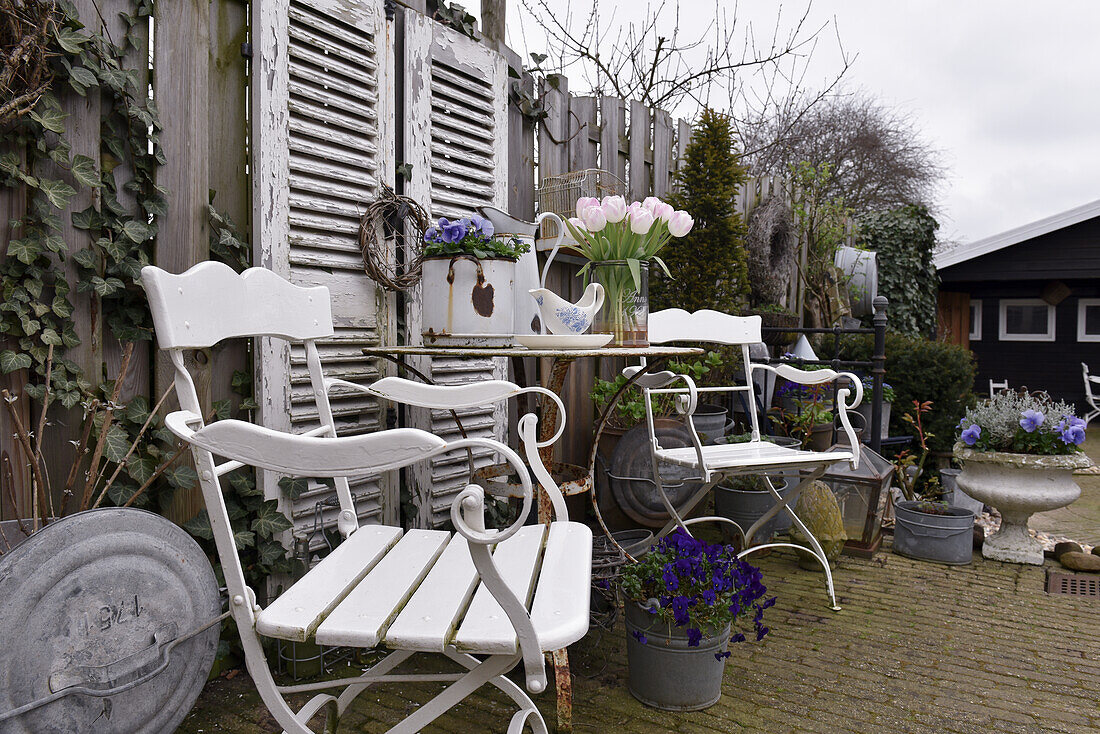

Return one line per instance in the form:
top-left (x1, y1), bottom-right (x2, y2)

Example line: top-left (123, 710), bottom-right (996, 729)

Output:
top-left (567, 216), bottom-right (587, 232)
top-left (575, 196), bottom-right (600, 218)
top-left (581, 205), bottom-right (607, 232)
top-left (652, 201), bottom-right (675, 221)
top-left (642, 196), bottom-right (663, 212)
top-left (629, 207), bottom-right (655, 235)
top-left (667, 210), bottom-right (694, 237)
top-left (601, 195), bottom-right (628, 223)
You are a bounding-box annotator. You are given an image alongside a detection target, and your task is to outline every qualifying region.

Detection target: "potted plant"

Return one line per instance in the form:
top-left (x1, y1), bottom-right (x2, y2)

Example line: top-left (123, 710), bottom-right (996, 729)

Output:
top-left (892, 400), bottom-right (975, 565)
top-left (565, 196), bottom-right (694, 346)
top-left (953, 391), bottom-right (1091, 565)
top-left (713, 434), bottom-right (801, 544)
top-left (620, 528), bottom-right (774, 711)
top-left (420, 214), bottom-right (530, 346)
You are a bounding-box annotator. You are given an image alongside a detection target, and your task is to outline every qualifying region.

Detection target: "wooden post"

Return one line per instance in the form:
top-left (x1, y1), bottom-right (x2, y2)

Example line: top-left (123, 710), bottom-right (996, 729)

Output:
top-left (538, 75), bottom-right (570, 182)
top-left (652, 110), bottom-right (673, 198)
top-left (600, 96), bottom-right (626, 182)
top-left (480, 0), bottom-right (506, 51)
top-left (627, 100), bottom-right (650, 201)
top-left (154, 0), bottom-right (212, 522)
top-left (504, 47), bottom-right (535, 220)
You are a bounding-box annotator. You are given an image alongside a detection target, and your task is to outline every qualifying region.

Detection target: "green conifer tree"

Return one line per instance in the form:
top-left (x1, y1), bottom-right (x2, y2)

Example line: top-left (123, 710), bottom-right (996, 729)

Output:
top-left (650, 109), bottom-right (749, 313)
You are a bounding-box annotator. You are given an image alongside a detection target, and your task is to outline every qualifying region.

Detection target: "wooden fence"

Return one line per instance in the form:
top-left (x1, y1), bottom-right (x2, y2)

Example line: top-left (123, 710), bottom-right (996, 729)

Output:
top-left (0, 0), bottom-right (249, 521)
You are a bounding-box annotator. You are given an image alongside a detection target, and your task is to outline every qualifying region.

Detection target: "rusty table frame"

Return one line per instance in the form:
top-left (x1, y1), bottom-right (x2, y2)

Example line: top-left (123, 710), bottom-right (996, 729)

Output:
top-left (361, 344), bottom-right (702, 731)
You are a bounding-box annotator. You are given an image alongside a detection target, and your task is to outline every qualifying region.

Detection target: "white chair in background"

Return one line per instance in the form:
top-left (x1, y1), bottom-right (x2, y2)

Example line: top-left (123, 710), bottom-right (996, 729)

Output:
top-left (1082, 363), bottom-right (1100, 428)
top-left (626, 308), bottom-right (863, 611)
top-left (989, 378), bottom-right (1010, 398)
top-left (142, 262), bottom-right (591, 734)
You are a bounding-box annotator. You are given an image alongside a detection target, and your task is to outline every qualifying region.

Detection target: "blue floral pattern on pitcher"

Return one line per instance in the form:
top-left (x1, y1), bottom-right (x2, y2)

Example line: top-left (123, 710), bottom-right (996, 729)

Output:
top-left (555, 305), bottom-right (590, 333)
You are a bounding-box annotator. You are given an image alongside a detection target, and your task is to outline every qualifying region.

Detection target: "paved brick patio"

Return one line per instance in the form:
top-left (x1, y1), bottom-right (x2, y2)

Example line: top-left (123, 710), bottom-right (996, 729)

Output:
top-left (182, 531), bottom-right (1100, 733)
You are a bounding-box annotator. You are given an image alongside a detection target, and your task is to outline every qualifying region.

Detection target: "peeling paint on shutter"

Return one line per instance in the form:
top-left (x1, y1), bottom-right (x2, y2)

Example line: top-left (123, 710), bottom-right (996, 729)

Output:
top-left (404, 15), bottom-right (510, 528)
top-left (254, 0), bottom-right (397, 538)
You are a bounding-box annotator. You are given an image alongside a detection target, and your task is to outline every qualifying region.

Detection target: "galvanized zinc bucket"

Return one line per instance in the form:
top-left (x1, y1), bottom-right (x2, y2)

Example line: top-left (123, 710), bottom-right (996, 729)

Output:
top-left (624, 602), bottom-right (731, 711)
top-left (893, 500), bottom-right (974, 565)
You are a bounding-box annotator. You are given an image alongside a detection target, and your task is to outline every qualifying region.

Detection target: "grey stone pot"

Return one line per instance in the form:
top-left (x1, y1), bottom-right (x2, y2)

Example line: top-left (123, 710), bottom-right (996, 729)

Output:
top-left (624, 601), bottom-right (731, 711)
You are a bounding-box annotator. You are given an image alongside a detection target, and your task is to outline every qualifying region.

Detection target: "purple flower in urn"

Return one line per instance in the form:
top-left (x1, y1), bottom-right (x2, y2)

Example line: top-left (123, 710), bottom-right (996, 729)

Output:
top-left (1019, 409), bottom-right (1044, 433)
top-left (961, 424), bottom-right (981, 446)
top-left (438, 218), bottom-right (468, 243)
top-left (468, 215), bottom-right (494, 240)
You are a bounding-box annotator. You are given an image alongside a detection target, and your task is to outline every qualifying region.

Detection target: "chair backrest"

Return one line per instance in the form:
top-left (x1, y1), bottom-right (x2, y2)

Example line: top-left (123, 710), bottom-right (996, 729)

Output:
top-left (989, 378), bottom-right (1009, 398)
top-left (142, 262), bottom-right (361, 539)
top-left (141, 261), bottom-right (334, 349)
top-left (1084, 363), bottom-right (1098, 400)
top-left (649, 309), bottom-right (762, 345)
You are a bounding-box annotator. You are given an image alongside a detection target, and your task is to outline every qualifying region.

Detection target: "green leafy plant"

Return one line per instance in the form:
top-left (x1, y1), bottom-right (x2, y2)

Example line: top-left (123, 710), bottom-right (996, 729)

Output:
top-left (857, 205), bottom-right (939, 337)
top-left (789, 161), bottom-right (851, 327)
top-left (821, 333), bottom-right (976, 453)
top-left (650, 108), bottom-right (749, 313)
top-left (593, 352), bottom-right (723, 429)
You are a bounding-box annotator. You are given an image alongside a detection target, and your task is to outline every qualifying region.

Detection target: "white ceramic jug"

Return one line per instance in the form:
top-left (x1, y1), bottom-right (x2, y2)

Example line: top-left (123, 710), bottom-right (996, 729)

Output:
top-left (477, 206), bottom-right (564, 335)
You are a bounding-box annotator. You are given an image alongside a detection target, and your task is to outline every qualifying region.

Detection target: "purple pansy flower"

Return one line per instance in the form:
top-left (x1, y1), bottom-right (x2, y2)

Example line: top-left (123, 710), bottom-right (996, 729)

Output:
top-left (439, 217), bottom-right (467, 243)
top-left (468, 215), bottom-right (494, 239)
top-left (686, 627), bottom-right (703, 647)
top-left (961, 423), bottom-right (981, 446)
top-left (631, 630), bottom-right (647, 644)
top-left (1061, 424), bottom-right (1086, 446)
top-left (1019, 409), bottom-right (1045, 433)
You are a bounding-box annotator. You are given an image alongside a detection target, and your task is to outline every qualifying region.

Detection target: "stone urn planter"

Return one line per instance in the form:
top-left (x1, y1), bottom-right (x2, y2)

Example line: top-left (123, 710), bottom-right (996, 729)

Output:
top-left (954, 446), bottom-right (1092, 565)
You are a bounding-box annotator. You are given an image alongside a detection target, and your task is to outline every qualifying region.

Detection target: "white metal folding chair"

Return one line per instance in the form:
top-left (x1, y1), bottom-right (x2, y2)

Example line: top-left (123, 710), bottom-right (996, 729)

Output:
top-left (629, 309), bottom-right (862, 611)
top-left (1083, 363), bottom-right (1100, 428)
top-left (142, 262), bottom-right (591, 734)
top-left (989, 378), bottom-right (1010, 398)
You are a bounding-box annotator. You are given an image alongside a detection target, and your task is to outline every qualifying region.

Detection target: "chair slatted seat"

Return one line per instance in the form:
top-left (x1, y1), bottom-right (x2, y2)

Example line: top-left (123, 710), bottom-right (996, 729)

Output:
top-left (142, 262), bottom-right (590, 734)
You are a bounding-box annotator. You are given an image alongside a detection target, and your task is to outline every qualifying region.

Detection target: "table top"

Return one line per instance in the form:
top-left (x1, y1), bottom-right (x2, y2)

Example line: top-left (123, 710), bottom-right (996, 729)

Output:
top-left (361, 345), bottom-right (704, 359)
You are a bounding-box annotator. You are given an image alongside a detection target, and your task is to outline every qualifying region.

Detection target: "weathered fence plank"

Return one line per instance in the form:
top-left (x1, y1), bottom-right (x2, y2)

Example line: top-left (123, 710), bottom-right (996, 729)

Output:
top-left (539, 75), bottom-right (570, 180)
top-left (567, 96), bottom-right (598, 172)
top-left (627, 100), bottom-right (649, 201)
top-left (652, 109), bottom-right (673, 197)
top-left (599, 96), bottom-right (626, 182)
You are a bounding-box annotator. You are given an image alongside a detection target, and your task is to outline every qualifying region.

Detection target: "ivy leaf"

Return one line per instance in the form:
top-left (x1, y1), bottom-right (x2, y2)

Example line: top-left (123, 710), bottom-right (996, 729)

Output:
top-left (53, 26), bottom-right (88, 54)
top-left (107, 481), bottom-right (141, 507)
top-left (29, 105), bottom-right (67, 134)
top-left (0, 351), bottom-right (32, 373)
top-left (121, 220), bottom-right (150, 243)
top-left (122, 395), bottom-right (150, 424)
top-left (71, 205), bottom-right (101, 231)
top-left (69, 155), bottom-right (100, 189)
top-left (277, 476), bottom-right (309, 501)
top-left (101, 424), bottom-right (131, 463)
top-left (251, 500), bottom-right (293, 538)
top-left (228, 471), bottom-right (261, 497)
top-left (6, 238), bottom-right (41, 265)
top-left (52, 296), bottom-right (73, 318)
top-left (69, 66), bottom-right (98, 91)
top-left (164, 464), bottom-right (199, 490)
top-left (212, 399), bottom-right (232, 420)
top-left (233, 529), bottom-right (256, 549)
top-left (38, 179), bottom-right (78, 210)
top-left (256, 539), bottom-right (287, 567)
top-left (40, 328), bottom-right (63, 346)
top-left (126, 455), bottom-right (157, 485)
top-left (183, 509), bottom-right (214, 540)
top-left (72, 248), bottom-right (98, 270)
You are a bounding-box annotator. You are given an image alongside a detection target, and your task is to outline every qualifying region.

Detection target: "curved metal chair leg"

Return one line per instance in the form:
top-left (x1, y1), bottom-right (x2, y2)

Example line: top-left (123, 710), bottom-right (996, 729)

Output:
top-left (445, 650), bottom-right (547, 734)
top-left (780, 505), bottom-right (841, 611)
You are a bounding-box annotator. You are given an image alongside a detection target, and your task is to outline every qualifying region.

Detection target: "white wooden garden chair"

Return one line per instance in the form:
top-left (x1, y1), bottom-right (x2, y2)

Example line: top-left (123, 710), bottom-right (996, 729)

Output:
top-left (141, 262), bottom-right (591, 734)
top-left (628, 309), bottom-right (862, 611)
top-left (1083, 363), bottom-right (1100, 428)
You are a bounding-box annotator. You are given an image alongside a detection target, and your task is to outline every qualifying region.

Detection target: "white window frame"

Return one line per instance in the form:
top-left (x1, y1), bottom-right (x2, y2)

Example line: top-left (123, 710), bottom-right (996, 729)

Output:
top-left (998, 298), bottom-right (1056, 342)
top-left (1078, 298), bottom-right (1100, 342)
top-left (968, 299), bottom-right (982, 341)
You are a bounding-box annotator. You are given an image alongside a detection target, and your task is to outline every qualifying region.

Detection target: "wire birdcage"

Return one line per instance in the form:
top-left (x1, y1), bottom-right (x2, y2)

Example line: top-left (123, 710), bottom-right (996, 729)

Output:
top-left (537, 168), bottom-right (626, 240)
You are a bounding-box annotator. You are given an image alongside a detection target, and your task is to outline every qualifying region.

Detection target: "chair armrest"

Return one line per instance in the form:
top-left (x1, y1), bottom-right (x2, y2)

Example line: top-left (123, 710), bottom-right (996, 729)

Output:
top-left (327, 376), bottom-right (566, 447)
top-left (621, 365), bottom-right (699, 415)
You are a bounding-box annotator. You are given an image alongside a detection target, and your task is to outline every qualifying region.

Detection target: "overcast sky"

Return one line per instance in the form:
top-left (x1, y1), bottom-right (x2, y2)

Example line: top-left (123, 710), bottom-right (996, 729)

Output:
top-left (472, 0), bottom-right (1100, 245)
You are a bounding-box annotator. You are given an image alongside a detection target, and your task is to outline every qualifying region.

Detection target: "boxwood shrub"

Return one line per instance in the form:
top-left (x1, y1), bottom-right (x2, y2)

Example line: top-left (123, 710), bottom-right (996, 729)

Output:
top-left (821, 333), bottom-right (976, 452)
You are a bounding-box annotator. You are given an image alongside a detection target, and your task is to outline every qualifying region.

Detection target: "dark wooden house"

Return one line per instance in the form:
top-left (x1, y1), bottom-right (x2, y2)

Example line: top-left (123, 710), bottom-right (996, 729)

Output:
top-left (936, 198), bottom-right (1100, 411)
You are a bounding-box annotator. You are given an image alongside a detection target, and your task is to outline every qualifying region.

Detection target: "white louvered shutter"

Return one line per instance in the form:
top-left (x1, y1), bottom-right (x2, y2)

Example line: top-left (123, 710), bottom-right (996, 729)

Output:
top-left (254, 0), bottom-right (398, 534)
top-left (404, 15), bottom-right (510, 528)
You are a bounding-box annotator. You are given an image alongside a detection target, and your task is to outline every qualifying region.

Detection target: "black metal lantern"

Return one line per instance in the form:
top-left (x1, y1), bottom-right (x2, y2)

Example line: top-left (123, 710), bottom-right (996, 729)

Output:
top-left (822, 443), bottom-right (895, 556)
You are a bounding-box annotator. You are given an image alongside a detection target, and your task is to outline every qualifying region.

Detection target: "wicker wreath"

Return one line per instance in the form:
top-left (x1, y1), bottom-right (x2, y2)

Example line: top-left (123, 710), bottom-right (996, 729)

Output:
top-left (358, 182), bottom-right (430, 292)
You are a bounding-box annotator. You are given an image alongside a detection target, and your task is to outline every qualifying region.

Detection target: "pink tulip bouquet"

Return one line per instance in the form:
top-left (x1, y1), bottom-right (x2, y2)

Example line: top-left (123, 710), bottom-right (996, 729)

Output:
top-left (563, 195), bottom-right (694, 344)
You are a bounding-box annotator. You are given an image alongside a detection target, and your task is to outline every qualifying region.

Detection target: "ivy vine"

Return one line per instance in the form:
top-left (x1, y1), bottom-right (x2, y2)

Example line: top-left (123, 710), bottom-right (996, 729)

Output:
top-left (857, 204), bottom-right (940, 337)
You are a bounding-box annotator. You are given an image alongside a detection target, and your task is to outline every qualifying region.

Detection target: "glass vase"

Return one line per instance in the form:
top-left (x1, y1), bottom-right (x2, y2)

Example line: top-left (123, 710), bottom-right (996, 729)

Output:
top-left (591, 260), bottom-right (649, 347)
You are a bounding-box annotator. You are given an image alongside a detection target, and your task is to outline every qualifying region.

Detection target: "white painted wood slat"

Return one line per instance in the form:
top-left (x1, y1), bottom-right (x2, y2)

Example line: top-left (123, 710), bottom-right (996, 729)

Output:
top-left (256, 524), bottom-right (401, 641)
top-left (315, 529), bottom-right (450, 646)
top-left (529, 522), bottom-right (593, 651)
top-left (453, 524), bottom-right (547, 654)
top-left (384, 533), bottom-right (480, 651)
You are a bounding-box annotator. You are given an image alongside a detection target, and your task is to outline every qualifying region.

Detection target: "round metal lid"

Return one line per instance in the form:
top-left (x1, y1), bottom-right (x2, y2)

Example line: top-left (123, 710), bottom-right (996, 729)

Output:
top-left (609, 419), bottom-right (704, 526)
top-left (0, 508), bottom-right (220, 733)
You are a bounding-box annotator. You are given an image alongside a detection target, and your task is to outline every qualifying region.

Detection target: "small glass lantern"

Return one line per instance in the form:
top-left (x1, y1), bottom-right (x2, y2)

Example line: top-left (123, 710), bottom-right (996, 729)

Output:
top-left (821, 443), bottom-right (895, 556)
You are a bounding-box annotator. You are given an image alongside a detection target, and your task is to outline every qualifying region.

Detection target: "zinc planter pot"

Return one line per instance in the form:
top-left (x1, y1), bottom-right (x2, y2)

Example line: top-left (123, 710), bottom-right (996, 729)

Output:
top-left (715, 476), bottom-right (794, 545)
top-left (893, 501), bottom-right (974, 565)
top-left (624, 602), bottom-right (731, 711)
top-left (953, 447), bottom-right (1092, 565)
